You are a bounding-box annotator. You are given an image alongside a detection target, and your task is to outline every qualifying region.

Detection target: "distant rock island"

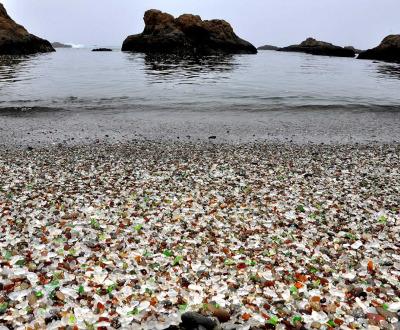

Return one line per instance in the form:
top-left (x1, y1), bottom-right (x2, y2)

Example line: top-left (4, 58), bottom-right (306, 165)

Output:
top-left (257, 45), bottom-right (279, 51)
top-left (92, 48), bottom-right (112, 52)
top-left (0, 3), bottom-right (54, 55)
top-left (358, 35), bottom-right (400, 63)
top-left (51, 42), bottom-right (72, 48)
top-left (122, 9), bottom-right (257, 55)
top-left (344, 46), bottom-right (363, 54)
top-left (278, 38), bottom-right (355, 57)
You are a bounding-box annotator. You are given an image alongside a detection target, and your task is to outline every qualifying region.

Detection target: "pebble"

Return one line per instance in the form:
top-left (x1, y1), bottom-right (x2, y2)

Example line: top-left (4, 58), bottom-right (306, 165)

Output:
top-left (326, 303), bottom-right (337, 314)
top-left (55, 291), bottom-right (65, 301)
top-left (376, 307), bottom-right (399, 322)
top-left (366, 313), bottom-right (386, 323)
top-left (28, 294), bottom-right (38, 306)
top-left (206, 303), bottom-right (231, 322)
top-left (310, 301), bottom-right (322, 312)
top-left (181, 312), bottom-right (216, 330)
top-left (311, 322), bottom-right (321, 329)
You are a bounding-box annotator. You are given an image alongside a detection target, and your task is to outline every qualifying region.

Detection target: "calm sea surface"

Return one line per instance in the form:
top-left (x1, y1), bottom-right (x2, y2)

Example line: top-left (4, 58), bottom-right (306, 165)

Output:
top-left (0, 48), bottom-right (400, 114)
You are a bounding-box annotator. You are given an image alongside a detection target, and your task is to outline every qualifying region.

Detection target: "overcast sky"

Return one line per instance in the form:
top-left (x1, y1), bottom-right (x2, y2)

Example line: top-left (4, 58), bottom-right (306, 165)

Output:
top-left (2, 0), bottom-right (399, 49)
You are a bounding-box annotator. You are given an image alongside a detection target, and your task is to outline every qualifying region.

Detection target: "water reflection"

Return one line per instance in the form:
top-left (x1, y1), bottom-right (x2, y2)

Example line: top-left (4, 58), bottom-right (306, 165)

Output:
top-left (376, 63), bottom-right (400, 80)
top-left (0, 54), bottom-right (42, 84)
top-left (129, 53), bottom-right (238, 84)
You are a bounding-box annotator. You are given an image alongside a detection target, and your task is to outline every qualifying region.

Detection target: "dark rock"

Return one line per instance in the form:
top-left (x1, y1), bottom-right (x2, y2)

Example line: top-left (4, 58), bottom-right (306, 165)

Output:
top-left (162, 300), bottom-right (172, 307)
top-left (278, 38), bottom-right (355, 57)
top-left (51, 42), bottom-right (72, 48)
top-left (258, 44), bottom-right (279, 51)
top-left (208, 136), bottom-right (216, 139)
top-left (0, 4), bottom-right (55, 55)
top-left (181, 312), bottom-right (216, 330)
top-left (344, 46), bottom-right (363, 54)
top-left (122, 9), bottom-right (257, 55)
top-left (45, 314), bottom-right (60, 325)
top-left (92, 48), bottom-right (113, 52)
top-left (358, 35), bottom-right (400, 63)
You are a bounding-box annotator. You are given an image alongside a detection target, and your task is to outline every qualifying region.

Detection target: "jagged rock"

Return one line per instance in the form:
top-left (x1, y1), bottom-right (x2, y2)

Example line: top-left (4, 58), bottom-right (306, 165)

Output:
top-left (358, 35), bottom-right (400, 63)
top-left (257, 44), bottom-right (279, 50)
top-left (0, 3), bottom-right (55, 55)
top-left (51, 42), bottom-right (72, 48)
top-left (122, 9), bottom-right (257, 55)
top-left (278, 37), bottom-right (355, 57)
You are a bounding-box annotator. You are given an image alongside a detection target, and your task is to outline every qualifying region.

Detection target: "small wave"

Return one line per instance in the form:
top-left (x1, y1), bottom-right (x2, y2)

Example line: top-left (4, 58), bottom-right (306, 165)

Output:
top-left (66, 44), bottom-right (85, 49)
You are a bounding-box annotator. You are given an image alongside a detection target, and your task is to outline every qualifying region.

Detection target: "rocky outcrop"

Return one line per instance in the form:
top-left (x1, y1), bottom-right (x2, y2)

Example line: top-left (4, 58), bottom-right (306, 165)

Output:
top-left (257, 44), bottom-right (279, 51)
top-left (358, 35), bottom-right (400, 63)
top-left (92, 48), bottom-right (112, 52)
top-left (0, 3), bottom-right (55, 55)
top-left (122, 9), bottom-right (257, 55)
top-left (278, 38), bottom-right (355, 57)
top-left (344, 46), bottom-right (363, 54)
top-left (51, 42), bottom-right (72, 48)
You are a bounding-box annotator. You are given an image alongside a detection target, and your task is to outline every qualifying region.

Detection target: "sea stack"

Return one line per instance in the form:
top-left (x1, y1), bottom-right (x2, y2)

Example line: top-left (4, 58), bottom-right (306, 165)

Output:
top-left (358, 35), bottom-right (400, 63)
top-left (122, 9), bottom-right (257, 55)
top-left (0, 3), bottom-right (54, 55)
top-left (278, 38), bottom-right (355, 57)
top-left (51, 42), bottom-right (72, 49)
top-left (257, 45), bottom-right (279, 51)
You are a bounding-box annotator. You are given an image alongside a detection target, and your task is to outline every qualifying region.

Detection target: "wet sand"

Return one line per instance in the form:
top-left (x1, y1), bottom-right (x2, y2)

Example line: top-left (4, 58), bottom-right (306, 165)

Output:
top-left (0, 108), bottom-right (399, 149)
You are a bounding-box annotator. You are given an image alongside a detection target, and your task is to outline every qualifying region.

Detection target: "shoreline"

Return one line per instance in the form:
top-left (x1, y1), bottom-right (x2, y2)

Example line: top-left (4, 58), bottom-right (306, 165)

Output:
top-left (0, 141), bottom-right (399, 329)
top-left (1, 107), bottom-right (400, 150)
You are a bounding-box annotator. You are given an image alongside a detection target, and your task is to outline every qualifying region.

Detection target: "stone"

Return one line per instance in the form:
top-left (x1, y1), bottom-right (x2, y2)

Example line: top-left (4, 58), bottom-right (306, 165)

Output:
top-left (310, 301), bottom-right (322, 312)
top-left (311, 322), bottom-right (321, 329)
top-left (206, 303), bottom-right (231, 322)
top-left (294, 320), bottom-right (303, 328)
top-left (366, 313), bottom-right (386, 323)
top-left (181, 312), bottom-right (216, 330)
top-left (358, 35), bottom-right (400, 63)
top-left (28, 294), bottom-right (37, 306)
top-left (122, 9), bottom-right (257, 55)
top-left (326, 303), bottom-right (337, 314)
top-left (278, 37), bottom-right (355, 57)
top-left (376, 307), bottom-right (399, 322)
top-left (55, 291), bottom-right (65, 301)
top-left (320, 247), bottom-right (330, 255)
top-left (0, 3), bottom-right (55, 55)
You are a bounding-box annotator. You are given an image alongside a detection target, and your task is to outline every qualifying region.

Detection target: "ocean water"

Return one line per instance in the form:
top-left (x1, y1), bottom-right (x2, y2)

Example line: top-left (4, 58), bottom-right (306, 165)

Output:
top-left (0, 47), bottom-right (400, 113)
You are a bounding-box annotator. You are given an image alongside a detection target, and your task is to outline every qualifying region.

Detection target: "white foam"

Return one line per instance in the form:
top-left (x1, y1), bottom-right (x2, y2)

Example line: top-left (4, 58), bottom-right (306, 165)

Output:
top-left (66, 43), bottom-right (85, 48)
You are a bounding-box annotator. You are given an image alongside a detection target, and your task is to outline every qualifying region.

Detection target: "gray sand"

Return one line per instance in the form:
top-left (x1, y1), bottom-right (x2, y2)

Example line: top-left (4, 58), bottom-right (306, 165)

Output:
top-left (0, 108), bottom-right (399, 149)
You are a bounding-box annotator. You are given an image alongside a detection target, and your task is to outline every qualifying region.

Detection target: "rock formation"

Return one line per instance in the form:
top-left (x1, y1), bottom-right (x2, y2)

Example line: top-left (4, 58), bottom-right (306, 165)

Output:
top-left (51, 42), bottom-right (72, 48)
top-left (257, 45), bottom-right (279, 51)
top-left (122, 9), bottom-right (257, 55)
top-left (358, 35), bottom-right (400, 63)
top-left (92, 48), bottom-right (112, 52)
top-left (0, 3), bottom-right (55, 55)
top-left (278, 38), bottom-right (355, 57)
top-left (344, 46), bottom-right (363, 54)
